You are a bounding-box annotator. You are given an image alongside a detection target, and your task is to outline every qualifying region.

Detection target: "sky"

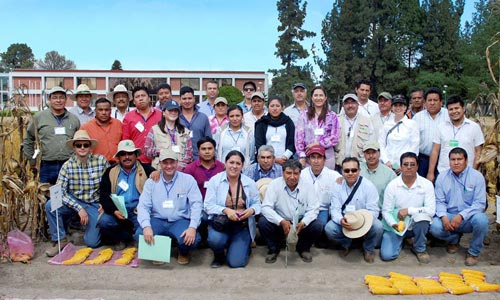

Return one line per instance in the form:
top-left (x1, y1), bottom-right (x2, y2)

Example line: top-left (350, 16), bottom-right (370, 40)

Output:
top-left (1, 0), bottom-right (476, 76)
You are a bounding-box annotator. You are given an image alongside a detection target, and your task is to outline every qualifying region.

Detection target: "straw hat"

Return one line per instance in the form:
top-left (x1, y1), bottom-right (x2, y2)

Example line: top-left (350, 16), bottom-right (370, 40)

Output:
top-left (114, 140), bottom-right (142, 158)
top-left (342, 209), bottom-right (374, 239)
top-left (70, 84), bottom-right (96, 101)
top-left (107, 84), bottom-right (132, 101)
top-left (256, 178), bottom-right (273, 202)
top-left (65, 130), bottom-right (98, 150)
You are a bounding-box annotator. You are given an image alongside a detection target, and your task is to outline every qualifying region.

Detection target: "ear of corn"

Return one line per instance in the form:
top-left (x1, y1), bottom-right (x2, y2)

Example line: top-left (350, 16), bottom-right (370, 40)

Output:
top-left (115, 247), bottom-right (137, 265)
top-left (62, 248), bottom-right (92, 265)
top-left (84, 248), bottom-right (113, 265)
top-left (397, 220), bottom-right (405, 232)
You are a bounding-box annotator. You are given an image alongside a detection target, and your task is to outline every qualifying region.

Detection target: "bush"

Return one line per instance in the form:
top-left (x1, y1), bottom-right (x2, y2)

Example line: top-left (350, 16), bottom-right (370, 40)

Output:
top-left (218, 86), bottom-right (243, 106)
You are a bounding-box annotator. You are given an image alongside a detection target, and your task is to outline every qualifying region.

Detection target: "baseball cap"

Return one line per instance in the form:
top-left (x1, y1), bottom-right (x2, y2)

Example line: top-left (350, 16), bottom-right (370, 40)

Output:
top-left (214, 97), bottom-right (228, 105)
top-left (292, 83), bottom-right (306, 90)
top-left (159, 148), bottom-right (178, 161)
top-left (342, 93), bottom-right (359, 103)
top-left (162, 100), bottom-right (180, 111)
top-left (251, 91), bottom-right (265, 101)
top-left (378, 92), bottom-right (392, 101)
top-left (306, 145), bottom-right (325, 157)
top-left (363, 141), bottom-right (380, 152)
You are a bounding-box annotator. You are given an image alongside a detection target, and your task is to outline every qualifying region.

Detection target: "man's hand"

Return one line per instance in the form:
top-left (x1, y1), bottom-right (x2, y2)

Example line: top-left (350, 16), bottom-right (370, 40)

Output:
top-left (114, 210), bottom-right (126, 220)
top-left (143, 226), bottom-right (154, 245)
top-left (296, 221), bottom-right (305, 235)
top-left (397, 208), bottom-right (409, 220)
top-left (280, 220), bottom-right (291, 236)
top-left (149, 170), bottom-right (161, 182)
top-left (450, 214), bottom-right (463, 230)
top-left (78, 208), bottom-right (89, 226)
top-left (426, 172), bottom-right (435, 183)
top-left (299, 158), bottom-right (306, 167)
top-left (275, 157), bottom-right (287, 165)
top-left (181, 227), bottom-right (196, 246)
top-left (341, 217), bottom-right (353, 231)
top-left (441, 216), bottom-right (454, 231)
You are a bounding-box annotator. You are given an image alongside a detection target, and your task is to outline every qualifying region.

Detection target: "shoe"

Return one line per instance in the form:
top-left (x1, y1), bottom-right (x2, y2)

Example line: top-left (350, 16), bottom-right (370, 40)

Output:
top-left (265, 251), bottom-right (279, 264)
top-left (177, 253), bottom-right (190, 265)
top-left (250, 241), bottom-right (257, 248)
top-left (45, 237), bottom-right (69, 257)
top-left (363, 251), bottom-right (375, 264)
top-left (339, 248), bottom-right (350, 258)
top-left (411, 248), bottom-right (430, 264)
top-left (152, 260), bottom-right (166, 265)
top-left (210, 254), bottom-right (225, 268)
top-left (113, 241), bottom-right (127, 251)
top-left (446, 243), bottom-right (459, 254)
top-left (465, 253), bottom-right (479, 266)
top-left (299, 251), bottom-right (313, 263)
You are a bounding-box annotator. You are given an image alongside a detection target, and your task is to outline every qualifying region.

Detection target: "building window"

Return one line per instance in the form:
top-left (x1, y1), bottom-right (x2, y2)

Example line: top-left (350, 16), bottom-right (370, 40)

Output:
top-left (180, 78), bottom-right (200, 90)
top-left (77, 77), bottom-right (97, 90)
top-left (108, 77), bottom-right (167, 93)
top-left (45, 77), bottom-right (64, 89)
top-left (0, 76), bottom-right (8, 90)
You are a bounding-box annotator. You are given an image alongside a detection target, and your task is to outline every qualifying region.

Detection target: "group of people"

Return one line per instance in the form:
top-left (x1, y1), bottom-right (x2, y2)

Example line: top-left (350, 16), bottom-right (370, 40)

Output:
top-left (22, 78), bottom-right (489, 268)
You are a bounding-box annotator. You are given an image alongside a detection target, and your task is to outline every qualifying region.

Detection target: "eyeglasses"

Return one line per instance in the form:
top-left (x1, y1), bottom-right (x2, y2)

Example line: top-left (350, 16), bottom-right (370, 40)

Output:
top-left (74, 143), bottom-right (91, 148)
top-left (117, 151), bottom-right (135, 157)
top-left (402, 162), bottom-right (417, 167)
top-left (343, 168), bottom-right (358, 174)
top-left (243, 88), bottom-right (255, 92)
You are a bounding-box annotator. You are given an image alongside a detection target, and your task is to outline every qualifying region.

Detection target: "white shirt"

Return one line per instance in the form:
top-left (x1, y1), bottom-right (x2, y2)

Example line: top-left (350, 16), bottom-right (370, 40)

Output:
top-left (359, 99), bottom-right (379, 117)
top-left (111, 107), bottom-right (130, 122)
top-left (413, 108), bottom-right (449, 156)
top-left (243, 110), bottom-right (266, 131)
top-left (371, 112), bottom-right (394, 141)
top-left (379, 117), bottom-right (420, 166)
top-left (300, 166), bottom-right (342, 211)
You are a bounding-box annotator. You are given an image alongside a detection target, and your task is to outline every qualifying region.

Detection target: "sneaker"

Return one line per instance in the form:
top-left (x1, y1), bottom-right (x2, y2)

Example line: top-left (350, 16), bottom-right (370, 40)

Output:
top-left (210, 254), bottom-right (225, 268)
top-left (339, 248), bottom-right (350, 258)
top-left (299, 251), bottom-right (313, 263)
top-left (265, 251), bottom-right (279, 264)
top-left (364, 251), bottom-right (375, 264)
top-left (446, 243), bottom-right (459, 254)
top-left (465, 253), bottom-right (479, 266)
top-left (177, 253), bottom-right (190, 265)
top-left (113, 241), bottom-right (127, 251)
top-left (45, 237), bottom-right (69, 257)
top-left (411, 248), bottom-right (430, 264)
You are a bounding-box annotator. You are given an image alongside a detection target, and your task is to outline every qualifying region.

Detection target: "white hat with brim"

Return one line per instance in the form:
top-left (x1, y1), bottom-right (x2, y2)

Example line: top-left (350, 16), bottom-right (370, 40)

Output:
top-left (70, 84), bottom-right (96, 101)
top-left (342, 209), bottom-right (374, 239)
top-left (256, 178), bottom-right (273, 202)
top-left (47, 86), bottom-right (67, 96)
top-left (159, 148), bottom-right (178, 161)
top-left (114, 139), bottom-right (142, 158)
top-left (107, 84), bottom-right (132, 101)
top-left (65, 130), bottom-right (98, 150)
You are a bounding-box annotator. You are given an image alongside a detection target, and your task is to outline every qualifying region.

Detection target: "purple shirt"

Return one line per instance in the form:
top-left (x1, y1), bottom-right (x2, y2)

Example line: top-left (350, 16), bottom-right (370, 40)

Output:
top-left (184, 159), bottom-right (225, 199)
top-left (295, 110), bottom-right (341, 158)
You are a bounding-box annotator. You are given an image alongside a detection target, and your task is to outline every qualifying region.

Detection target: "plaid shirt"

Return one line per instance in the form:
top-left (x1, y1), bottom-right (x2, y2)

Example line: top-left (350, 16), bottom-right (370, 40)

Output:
top-left (57, 153), bottom-right (110, 211)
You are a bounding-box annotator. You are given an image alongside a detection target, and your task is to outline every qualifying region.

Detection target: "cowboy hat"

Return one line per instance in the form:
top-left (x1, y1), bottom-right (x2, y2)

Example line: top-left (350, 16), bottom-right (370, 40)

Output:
top-left (114, 140), bottom-right (142, 158)
top-left (107, 84), bottom-right (132, 101)
top-left (70, 84), bottom-right (96, 101)
top-left (342, 209), bottom-right (374, 239)
top-left (256, 178), bottom-right (273, 202)
top-left (65, 130), bottom-right (98, 150)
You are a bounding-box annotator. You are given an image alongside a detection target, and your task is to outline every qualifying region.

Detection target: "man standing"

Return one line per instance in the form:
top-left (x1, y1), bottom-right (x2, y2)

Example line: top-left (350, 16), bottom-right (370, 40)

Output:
top-left (24, 86), bottom-right (80, 184)
top-left (154, 83), bottom-right (173, 109)
top-left (427, 96), bottom-right (484, 182)
top-left (122, 86), bottom-right (162, 165)
top-left (197, 80), bottom-right (219, 117)
top-left (179, 86), bottom-right (212, 160)
top-left (243, 92), bottom-right (267, 131)
top-left (259, 160), bottom-right (323, 263)
top-left (324, 157), bottom-right (382, 263)
top-left (430, 147), bottom-right (488, 266)
top-left (381, 152), bottom-right (435, 264)
top-left (370, 92), bottom-right (394, 141)
top-left (108, 84), bottom-right (132, 122)
top-left (69, 84), bottom-right (95, 125)
top-left (355, 79), bottom-right (379, 117)
top-left (406, 88), bottom-right (425, 119)
top-left (244, 145), bottom-right (283, 181)
top-left (45, 130), bottom-right (109, 256)
top-left (81, 98), bottom-right (122, 164)
top-left (136, 148), bottom-right (203, 265)
top-left (98, 140), bottom-right (155, 250)
top-left (284, 83), bottom-right (308, 125)
top-left (413, 87), bottom-right (449, 177)
top-left (238, 81), bottom-right (257, 113)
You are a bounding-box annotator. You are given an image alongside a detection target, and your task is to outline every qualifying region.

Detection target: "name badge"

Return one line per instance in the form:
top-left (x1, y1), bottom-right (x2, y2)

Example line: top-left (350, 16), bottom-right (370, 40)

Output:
top-left (271, 135), bottom-right (281, 142)
top-left (345, 204), bottom-right (356, 213)
top-left (172, 145), bottom-right (180, 153)
top-left (118, 180), bottom-right (129, 192)
top-left (232, 146), bottom-right (241, 151)
top-left (162, 200), bottom-right (174, 209)
top-left (449, 139), bottom-right (459, 147)
top-left (135, 122), bottom-right (145, 132)
top-left (54, 127), bottom-right (66, 135)
top-left (203, 181), bottom-right (209, 188)
top-left (314, 128), bottom-right (325, 136)
top-left (189, 131), bottom-right (193, 138)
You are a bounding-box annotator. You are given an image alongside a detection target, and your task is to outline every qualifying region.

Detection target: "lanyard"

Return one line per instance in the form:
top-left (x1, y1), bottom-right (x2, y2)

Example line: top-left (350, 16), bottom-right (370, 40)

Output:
top-left (162, 172), bottom-right (178, 199)
top-left (229, 129), bottom-right (243, 145)
top-left (361, 104), bottom-right (371, 115)
top-left (308, 168), bottom-right (319, 185)
top-left (452, 123), bottom-right (464, 139)
top-left (52, 113), bottom-right (66, 126)
top-left (452, 168), bottom-right (469, 192)
top-left (345, 114), bottom-right (358, 138)
top-left (228, 176), bottom-right (242, 210)
top-left (167, 127), bottom-right (176, 144)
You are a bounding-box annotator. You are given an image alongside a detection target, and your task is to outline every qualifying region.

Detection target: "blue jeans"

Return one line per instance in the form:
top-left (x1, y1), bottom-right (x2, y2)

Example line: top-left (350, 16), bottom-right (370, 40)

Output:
top-left (45, 199), bottom-right (101, 248)
top-left (135, 217), bottom-right (200, 256)
top-left (324, 218), bottom-right (383, 253)
top-left (380, 221), bottom-right (429, 261)
top-left (429, 213), bottom-right (488, 256)
top-left (40, 161), bottom-right (65, 184)
top-left (317, 210), bottom-right (329, 227)
top-left (207, 222), bottom-right (251, 268)
top-left (98, 207), bottom-right (139, 243)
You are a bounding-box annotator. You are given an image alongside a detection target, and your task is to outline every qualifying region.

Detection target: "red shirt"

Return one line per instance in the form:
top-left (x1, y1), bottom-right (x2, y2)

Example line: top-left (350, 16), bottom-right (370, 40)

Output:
top-left (122, 108), bottom-right (162, 164)
top-left (184, 159), bottom-right (225, 199)
top-left (81, 118), bottom-right (123, 163)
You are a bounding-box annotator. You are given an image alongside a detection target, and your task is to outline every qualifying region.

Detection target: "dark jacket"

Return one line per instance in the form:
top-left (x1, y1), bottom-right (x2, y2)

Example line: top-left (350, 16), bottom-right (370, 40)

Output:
top-left (254, 112), bottom-right (295, 160)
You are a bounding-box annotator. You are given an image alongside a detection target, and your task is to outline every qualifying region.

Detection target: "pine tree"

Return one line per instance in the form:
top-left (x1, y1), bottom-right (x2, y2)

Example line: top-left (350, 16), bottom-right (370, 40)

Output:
top-left (111, 60), bottom-right (123, 70)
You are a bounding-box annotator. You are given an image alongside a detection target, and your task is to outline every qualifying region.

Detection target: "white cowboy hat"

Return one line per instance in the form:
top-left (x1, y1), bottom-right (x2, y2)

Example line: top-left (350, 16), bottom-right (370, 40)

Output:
top-left (342, 209), bottom-right (374, 239)
top-left (107, 84), bottom-right (132, 101)
top-left (65, 130), bottom-right (98, 150)
top-left (256, 178), bottom-right (273, 202)
top-left (70, 84), bottom-right (96, 101)
top-left (114, 140), bottom-right (142, 158)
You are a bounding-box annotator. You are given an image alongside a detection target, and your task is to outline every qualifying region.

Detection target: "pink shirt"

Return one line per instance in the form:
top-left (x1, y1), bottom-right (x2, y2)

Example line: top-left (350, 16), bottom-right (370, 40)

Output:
top-left (209, 115), bottom-right (229, 135)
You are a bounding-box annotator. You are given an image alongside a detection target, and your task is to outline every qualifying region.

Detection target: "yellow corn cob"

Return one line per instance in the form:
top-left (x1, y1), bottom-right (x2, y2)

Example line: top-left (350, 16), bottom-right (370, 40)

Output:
top-left (472, 282), bottom-right (500, 292)
top-left (84, 248), bottom-right (113, 265)
top-left (369, 285), bottom-right (398, 295)
top-left (461, 269), bottom-right (485, 277)
top-left (388, 272), bottom-right (413, 280)
top-left (62, 247), bottom-right (93, 265)
top-left (439, 272), bottom-right (462, 278)
top-left (114, 247), bottom-right (137, 265)
top-left (397, 221), bottom-right (405, 232)
top-left (397, 285), bottom-right (421, 295)
top-left (366, 279), bottom-right (392, 286)
top-left (463, 273), bottom-right (485, 280)
top-left (446, 285), bottom-right (475, 295)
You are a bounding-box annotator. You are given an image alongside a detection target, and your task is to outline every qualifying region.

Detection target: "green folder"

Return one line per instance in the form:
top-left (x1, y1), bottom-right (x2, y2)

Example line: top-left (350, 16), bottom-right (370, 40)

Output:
top-left (138, 235), bottom-right (172, 263)
top-left (110, 194), bottom-right (127, 218)
top-left (382, 209), bottom-right (411, 236)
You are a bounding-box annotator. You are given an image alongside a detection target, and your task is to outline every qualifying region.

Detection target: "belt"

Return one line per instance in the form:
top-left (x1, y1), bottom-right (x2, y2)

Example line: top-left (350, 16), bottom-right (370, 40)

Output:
top-left (41, 160), bottom-right (67, 165)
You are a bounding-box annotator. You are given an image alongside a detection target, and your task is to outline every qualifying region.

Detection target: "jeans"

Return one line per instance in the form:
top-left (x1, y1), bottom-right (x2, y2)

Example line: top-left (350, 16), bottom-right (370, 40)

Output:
top-left (258, 217), bottom-right (323, 253)
top-left (429, 213), bottom-right (488, 256)
top-left (39, 161), bottom-right (65, 184)
top-left (324, 218), bottom-right (383, 253)
top-left (380, 221), bottom-right (429, 261)
top-left (317, 210), bottom-right (329, 227)
top-left (98, 207), bottom-right (139, 243)
top-left (207, 222), bottom-right (251, 268)
top-left (45, 199), bottom-right (101, 248)
top-left (135, 217), bottom-right (200, 256)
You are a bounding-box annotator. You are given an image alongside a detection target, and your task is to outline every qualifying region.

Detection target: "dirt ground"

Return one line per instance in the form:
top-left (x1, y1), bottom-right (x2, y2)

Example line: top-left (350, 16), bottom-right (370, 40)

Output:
top-left (1, 216), bottom-right (500, 300)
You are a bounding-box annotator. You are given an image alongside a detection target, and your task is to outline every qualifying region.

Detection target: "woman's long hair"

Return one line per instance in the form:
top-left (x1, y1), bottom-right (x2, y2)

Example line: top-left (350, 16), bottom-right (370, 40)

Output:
top-left (158, 109), bottom-right (185, 134)
top-left (307, 86), bottom-right (329, 123)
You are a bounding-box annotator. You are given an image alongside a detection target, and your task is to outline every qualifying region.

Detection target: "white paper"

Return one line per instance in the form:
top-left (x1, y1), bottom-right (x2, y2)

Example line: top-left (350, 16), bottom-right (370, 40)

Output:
top-left (50, 184), bottom-right (63, 212)
top-left (496, 195), bottom-right (500, 224)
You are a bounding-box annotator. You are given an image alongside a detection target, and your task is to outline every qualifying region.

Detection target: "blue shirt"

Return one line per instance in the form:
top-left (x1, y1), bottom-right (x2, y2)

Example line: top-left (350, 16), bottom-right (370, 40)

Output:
top-left (137, 171), bottom-right (203, 229)
top-left (243, 162), bottom-right (282, 181)
top-left (180, 109), bottom-right (212, 160)
top-left (197, 99), bottom-right (215, 117)
top-left (116, 164), bottom-right (141, 209)
top-left (434, 166), bottom-right (486, 221)
top-left (413, 108), bottom-right (449, 156)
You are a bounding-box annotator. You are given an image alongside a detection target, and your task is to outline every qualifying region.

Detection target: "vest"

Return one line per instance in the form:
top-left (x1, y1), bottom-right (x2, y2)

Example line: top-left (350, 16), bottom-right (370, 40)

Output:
top-left (109, 162), bottom-right (147, 194)
top-left (151, 124), bottom-right (191, 169)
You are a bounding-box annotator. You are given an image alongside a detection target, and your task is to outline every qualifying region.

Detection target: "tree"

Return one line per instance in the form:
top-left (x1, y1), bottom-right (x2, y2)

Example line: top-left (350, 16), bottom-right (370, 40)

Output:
top-left (36, 51), bottom-right (76, 70)
top-left (111, 60), bottom-right (123, 70)
top-left (0, 43), bottom-right (35, 71)
top-left (268, 64), bottom-right (316, 105)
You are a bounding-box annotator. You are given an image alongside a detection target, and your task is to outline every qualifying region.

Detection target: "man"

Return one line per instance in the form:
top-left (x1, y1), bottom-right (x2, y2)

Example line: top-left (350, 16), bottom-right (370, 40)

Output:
top-left (259, 160), bottom-right (323, 263)
top-left (324, 157), bottom-right (382, 263)
top-left (122, 86), bottom-right (162, 165)
top-left (184, 136), bottom-right (225, 199)
top-left (179, 86), bottom-right (212, 160)
top-left (284, 83), bottom-right (308, 125)
top-left (355, 79), bottom-right (379, 117)
top-left (244, 145), bottom-right (283, 181)
top-left (108, 84), bottom-right (132, 122)
top-left (154, 83), bottom-right (173, 109)
top-left (197, 80), bottom-right (219, 117)
top-left (98, 140), bottom-right (155, 250)
top-left (299, 145), bottom-right (341, 226)
top-left (370, 92), bottom-right (394, 141)
top-left (335, 94), bottom-right (374, 170)
top-left (413, 87), bottom-right (450, 177)
top-left (45, 130), bottom-right (109, 256)
top-left (380, 152), bottom-right (435, 264)
top-left (427, 95), bottom-right (484, 182)
top-left (69, 84), bottom-right (95, 125)
top-left (406, 88), bottom-right (424, 119)
top-left (360, 141), bottom-right (396, 209)
top-left (243, 91), bottom-right (267, 130)
top-left (136, 148), bottom-right (203, 265)
top-left (24, 86), bottom-right (80, 184)
top-left (81, 98), bottom-right (122, 164)
top-left (238, 81), bottom-right (257, 113)
top-left (430, 147), bottom-right (488, 266)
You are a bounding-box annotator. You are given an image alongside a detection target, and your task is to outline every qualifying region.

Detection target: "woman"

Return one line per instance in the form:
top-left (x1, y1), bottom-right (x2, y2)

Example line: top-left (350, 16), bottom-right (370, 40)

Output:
top-left (254, 96), bottom-right (295, 165)
top-left (208, 97), bottom-right (229, 134)
top-left (378, 94), bottom-right (419, 174)
top-left (144, 100), bottom-right (193, 170)
top-left (295, 86), bottom-right (340, 169)
top-left (215, 105), bottom-right (255, 167)
top-left (204, 151), bottom-right (261, 268)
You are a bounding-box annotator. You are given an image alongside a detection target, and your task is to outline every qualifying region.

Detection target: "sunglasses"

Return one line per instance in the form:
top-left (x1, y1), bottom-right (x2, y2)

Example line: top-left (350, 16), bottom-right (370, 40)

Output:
top-left (74, 143), bottom-right (91, 148)
top-left (243, 88), bottom-right (255, 92)
top-left (343, 168), bottom-right (358, 174)
top-left (402, 162), bottom-right (417, 167)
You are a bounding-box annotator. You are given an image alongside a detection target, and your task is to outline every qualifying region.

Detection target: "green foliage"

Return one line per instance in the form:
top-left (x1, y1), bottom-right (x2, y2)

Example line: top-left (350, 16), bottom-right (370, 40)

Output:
top-left (0, 43), bottom-right (35, 71)
top-left (36, 51), bottom-right (76, 70)
top-left (268, 64), bottom-right (315, 106)
top-left (218, 85), bottom-right (243, 106)
top-left (111, 60), bottom-right (123, 70)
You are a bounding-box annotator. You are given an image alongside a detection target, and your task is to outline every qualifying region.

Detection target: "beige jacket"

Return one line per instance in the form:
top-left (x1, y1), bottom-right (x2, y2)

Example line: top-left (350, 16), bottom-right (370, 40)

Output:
top-left (335, 113), bottom-right (374, 166)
